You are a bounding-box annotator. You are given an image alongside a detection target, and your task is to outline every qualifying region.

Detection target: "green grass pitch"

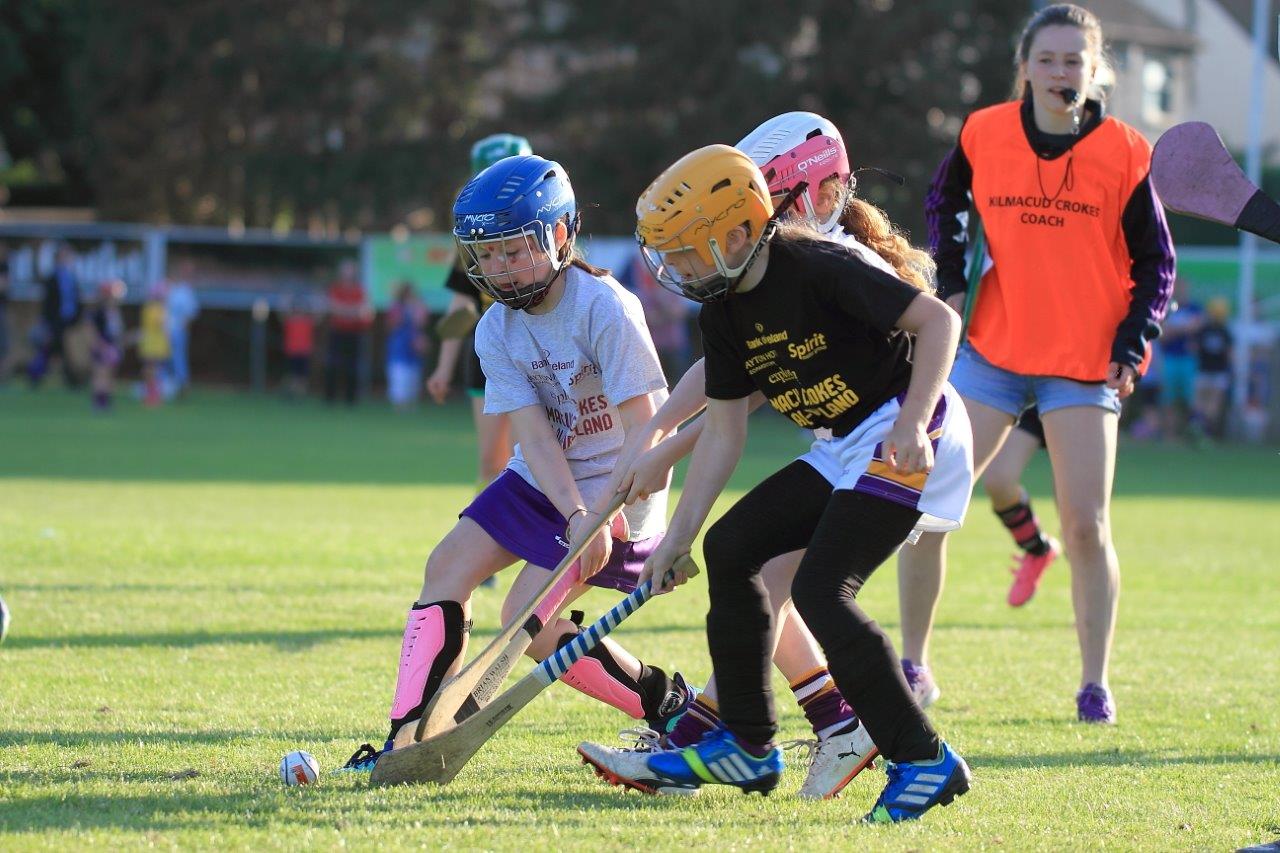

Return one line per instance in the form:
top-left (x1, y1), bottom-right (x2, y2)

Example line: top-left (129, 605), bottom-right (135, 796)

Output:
top-left (1, 390), bottom-right (1278, 850)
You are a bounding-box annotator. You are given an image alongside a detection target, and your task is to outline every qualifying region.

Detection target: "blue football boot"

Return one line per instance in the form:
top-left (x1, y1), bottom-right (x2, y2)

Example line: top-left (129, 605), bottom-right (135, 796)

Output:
top-left (864, 741), bottom-right (971, 823)
top-left (646, 728), bottom-right (783, 796)
top-left (334, 741), bottom-right (388, 774)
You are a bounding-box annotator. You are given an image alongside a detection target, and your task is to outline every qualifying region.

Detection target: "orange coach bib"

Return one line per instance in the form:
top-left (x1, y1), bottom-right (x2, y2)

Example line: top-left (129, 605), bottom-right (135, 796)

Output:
top-left (962, 102), bottom-right (1152, 381)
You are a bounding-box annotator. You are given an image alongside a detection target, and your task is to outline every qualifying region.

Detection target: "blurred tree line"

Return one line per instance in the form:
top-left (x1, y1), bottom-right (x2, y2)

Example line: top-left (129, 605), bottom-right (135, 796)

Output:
top-left (1, 0), bottom-right (1030, 242)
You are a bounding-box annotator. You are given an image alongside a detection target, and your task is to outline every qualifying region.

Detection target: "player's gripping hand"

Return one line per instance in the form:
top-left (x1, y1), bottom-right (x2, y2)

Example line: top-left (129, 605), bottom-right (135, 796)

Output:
top-left (883, 416), bottom-right (934, 476)
top-left (616, 444), bottom-right (675, 505)
top-left (638, 538), bottom-right (696, 595)
top-left (568, 511), bottom-right (613, 581)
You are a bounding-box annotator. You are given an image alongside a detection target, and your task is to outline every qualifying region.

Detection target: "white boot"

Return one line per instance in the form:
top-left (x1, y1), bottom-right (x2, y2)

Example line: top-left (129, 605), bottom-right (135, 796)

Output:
top-left (577, 728), bottom-right (700, 796)
top-left (785, 722), bottom-right (878, 800)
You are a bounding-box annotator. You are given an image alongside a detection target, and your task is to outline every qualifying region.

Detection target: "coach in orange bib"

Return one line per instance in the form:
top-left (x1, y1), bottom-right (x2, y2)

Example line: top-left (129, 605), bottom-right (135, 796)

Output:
top-left (898, 3), bottom-right (1175, 724)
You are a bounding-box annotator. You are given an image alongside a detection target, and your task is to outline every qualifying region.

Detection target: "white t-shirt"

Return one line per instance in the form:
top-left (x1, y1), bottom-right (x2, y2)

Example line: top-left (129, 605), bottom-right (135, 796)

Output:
top-left (831, 227), bottom-right (899, 277)
top-left (475, 265), bottom-right (669, 539)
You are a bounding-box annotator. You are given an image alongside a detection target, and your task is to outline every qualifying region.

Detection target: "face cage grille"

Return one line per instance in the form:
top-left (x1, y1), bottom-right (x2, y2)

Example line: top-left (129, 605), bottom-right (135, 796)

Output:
top-left (456, 225), bottom-right (564, 310)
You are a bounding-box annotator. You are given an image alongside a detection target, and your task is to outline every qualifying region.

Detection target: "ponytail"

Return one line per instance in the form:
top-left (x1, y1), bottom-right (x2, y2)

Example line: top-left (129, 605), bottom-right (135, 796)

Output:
top-left (837, 198), bottom-right (936, 292)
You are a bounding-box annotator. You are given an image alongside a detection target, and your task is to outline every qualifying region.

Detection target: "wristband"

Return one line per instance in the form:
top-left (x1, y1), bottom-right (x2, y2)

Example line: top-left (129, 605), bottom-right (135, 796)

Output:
top-left (564, 506), bottom-right (592, 540)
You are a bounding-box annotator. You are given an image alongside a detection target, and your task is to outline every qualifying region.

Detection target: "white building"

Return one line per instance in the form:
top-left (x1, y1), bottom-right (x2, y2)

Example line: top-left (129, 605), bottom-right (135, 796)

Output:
top-left (1089, 0), bottom-right (1280, 161)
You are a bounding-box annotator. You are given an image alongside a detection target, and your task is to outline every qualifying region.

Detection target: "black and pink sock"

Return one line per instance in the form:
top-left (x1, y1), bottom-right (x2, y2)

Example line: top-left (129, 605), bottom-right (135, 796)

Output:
top-left (996, 490), bottom-right (1051, 556)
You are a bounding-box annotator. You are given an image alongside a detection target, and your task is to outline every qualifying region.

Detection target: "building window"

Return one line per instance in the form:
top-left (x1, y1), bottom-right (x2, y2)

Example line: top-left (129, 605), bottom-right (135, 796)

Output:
top-left (1142, 54), bottom-right (1174, 124)
top-left (1110, 41), bottom-right (1129, 71)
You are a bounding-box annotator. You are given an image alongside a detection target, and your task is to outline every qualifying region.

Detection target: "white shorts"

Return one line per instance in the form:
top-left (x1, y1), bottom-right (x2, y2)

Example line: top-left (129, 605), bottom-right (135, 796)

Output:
top-left (799, 382), bottom-right (974, 534)
top-left (387, 361), bottom-right (422, 405)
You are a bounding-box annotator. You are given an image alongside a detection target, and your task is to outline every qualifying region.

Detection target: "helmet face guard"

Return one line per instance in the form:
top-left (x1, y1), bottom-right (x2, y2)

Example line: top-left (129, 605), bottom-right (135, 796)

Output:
top-left (638, 183), bottom-right (805, 305)
top-left (760, 132), bottom-right (852, 235)
top-left (456, 219), bottom-right (570, 310)
top-left (453, 154), bottom-right (578, 311)
top-left (634, 144), bottom-right (778, 304)
top-left (639, 221), bottom-right (773, 304)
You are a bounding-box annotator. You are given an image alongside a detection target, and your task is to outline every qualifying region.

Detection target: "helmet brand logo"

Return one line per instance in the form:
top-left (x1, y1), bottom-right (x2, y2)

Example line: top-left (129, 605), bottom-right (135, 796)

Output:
top-left (537, 192), bottom-right (569, 215)
top-left (691, 197), bottom-right (746, 236)
top-left (461, 213), bottom-right (497, 223)
top-left (796, 147), bottom-right (839, 172)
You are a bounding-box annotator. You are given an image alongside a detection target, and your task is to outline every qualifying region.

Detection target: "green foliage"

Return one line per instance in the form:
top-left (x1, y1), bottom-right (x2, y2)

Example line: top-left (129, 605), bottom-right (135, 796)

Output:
top-left (0, 0), bottom-right (91, 205)
top-left (1, 1), bottom-right (1026, 238)
top-left (1, 391), bottom-right (1278, 850)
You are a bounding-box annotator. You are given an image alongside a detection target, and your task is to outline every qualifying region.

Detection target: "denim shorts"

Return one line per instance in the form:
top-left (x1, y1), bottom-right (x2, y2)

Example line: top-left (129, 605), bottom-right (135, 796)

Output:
top-left (950, 343), bottom-right (1121, 418)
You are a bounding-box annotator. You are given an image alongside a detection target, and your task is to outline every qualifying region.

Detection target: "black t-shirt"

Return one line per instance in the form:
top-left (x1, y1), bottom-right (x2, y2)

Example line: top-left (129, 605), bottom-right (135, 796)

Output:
top-left (1196, 323), bottom-right (1233, 374)
top-left (445, 263), bottom-right (493, 311)
top-left (699, 237), bottom-right (921, 435)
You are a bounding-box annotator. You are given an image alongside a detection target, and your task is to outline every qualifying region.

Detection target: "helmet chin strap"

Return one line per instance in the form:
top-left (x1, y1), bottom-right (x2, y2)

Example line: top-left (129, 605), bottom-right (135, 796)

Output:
top-left (517, 234), bottom-right (576, 311)
top-left (722, 180), bottom-right (808, 298)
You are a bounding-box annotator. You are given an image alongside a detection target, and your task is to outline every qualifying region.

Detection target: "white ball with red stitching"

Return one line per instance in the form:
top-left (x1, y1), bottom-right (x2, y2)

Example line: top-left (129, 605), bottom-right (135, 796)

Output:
top-left (279, 750), bottom-right (319, 786)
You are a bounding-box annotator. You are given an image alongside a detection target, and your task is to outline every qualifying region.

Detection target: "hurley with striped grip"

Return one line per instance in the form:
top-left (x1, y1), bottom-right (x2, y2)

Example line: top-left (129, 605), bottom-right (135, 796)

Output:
top-left (370, 555), bottom-right (699, 787)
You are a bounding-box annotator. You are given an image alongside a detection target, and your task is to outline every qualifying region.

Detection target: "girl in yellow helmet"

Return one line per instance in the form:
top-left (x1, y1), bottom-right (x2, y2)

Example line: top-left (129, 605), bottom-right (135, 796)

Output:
top-left (592, 143), bottom-right (973, 822)
top-left (581, 114), bottom-right (934, 802)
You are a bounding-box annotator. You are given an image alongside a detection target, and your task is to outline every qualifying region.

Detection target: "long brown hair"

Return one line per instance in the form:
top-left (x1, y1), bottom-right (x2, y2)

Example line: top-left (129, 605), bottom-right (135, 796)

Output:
top-left (837, 197), bottom-right (935, 291)
top-left (773, 199), bottom-right (936, 294)
top-left (569, 253), bottom-right (610, 278)
top-left (1009, 3), bottom-right (1113, 102)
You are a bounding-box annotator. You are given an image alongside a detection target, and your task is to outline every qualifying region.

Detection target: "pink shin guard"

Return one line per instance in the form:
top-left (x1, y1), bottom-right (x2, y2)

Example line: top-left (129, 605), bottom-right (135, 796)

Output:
top-left (561, 653), bottom-right (645, 719)
top-left (532, 560), bottom-right (583, 628)
top-left (390, 603), bottom-right (451, 723)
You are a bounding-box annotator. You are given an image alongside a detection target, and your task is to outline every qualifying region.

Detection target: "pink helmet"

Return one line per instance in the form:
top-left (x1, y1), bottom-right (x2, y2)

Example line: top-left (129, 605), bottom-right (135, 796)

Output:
top-left (736, 112), bottom-right (852, 236)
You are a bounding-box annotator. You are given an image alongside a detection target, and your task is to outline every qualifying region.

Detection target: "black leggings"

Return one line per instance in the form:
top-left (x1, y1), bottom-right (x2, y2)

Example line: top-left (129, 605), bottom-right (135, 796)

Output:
top-left (703, 461), bottom-right (940, 763)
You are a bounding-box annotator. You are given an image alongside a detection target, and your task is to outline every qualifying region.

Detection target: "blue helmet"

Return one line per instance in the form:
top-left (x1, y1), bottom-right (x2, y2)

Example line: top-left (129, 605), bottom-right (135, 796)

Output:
top-left (453, 155), bottom-right (579, 310)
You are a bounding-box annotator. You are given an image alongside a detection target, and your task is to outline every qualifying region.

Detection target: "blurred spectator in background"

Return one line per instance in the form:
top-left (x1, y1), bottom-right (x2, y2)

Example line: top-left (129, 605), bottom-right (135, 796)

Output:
top-left (324, 259), bottom-right (371, 405)
top-left (1243, 341), bottom-right (1272, 443)
top-left (1158, 280), bottom-right (1202, 441)
top-left (28, 244), bottom-right (83, 389)
top-left (0, 245), bottom-right (10, 384)
top-left (629, 252), bottom-right (691, 386)
top-left (1193, 297), bottom-right (1234, 440)
top-left (385, 281), bottom-right (429, 411)
top-left (281, 293), bottom-right (316, 399)
top-left (89, 279), bottom-right (126, 412)
top-left (165, 260), bottom-right (200, 399)
top-left (1128, 340), bottom-right (1163, 441)
top-left (139, 281), bottom-right (170, 407)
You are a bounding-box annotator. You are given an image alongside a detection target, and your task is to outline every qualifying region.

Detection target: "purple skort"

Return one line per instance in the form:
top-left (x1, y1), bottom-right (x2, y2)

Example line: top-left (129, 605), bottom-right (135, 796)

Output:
top-left (460, 470), bottom-right (661, 593)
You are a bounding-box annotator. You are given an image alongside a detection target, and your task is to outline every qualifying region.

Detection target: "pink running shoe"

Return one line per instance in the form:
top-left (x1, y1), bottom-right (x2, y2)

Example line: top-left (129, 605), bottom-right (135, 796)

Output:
top-left (1006, 537), bottom-right (1061, 607)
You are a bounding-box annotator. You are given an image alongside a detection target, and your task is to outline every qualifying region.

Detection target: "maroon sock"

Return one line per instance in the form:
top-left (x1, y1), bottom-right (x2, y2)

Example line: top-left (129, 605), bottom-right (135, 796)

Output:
top-left (792, 667), bottom-right (857, 739)
top-left (666, 695), bottom-right (720, 748)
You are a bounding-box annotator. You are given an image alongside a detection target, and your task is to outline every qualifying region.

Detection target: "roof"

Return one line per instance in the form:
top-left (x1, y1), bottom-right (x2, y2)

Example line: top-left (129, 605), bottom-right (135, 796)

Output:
top-left (1079, 0), bottom-right (1199, 51)
top-left (1216, 0), bottom-right (1280, 64)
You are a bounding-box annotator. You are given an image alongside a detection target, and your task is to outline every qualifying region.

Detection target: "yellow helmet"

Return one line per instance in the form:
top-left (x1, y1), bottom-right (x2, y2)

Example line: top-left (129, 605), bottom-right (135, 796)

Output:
top-left (635, 144), bottom-right (774, 302)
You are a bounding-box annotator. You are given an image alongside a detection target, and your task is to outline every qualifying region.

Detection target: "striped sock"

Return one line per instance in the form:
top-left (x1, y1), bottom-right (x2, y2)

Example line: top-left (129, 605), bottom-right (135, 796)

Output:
top-left (995, 490), bottom-right (1051, 556)
top-left (666, 694), bottom-right (720, 748)
top-left (791, 667), bottom-right (857, 740)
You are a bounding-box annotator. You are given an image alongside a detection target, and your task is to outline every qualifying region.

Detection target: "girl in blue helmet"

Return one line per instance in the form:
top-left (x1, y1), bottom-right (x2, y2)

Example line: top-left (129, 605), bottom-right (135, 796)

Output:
top-left (429, 134), bottom-right (534, 494)
top-left (342, 155), bottom-right (695, 773)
